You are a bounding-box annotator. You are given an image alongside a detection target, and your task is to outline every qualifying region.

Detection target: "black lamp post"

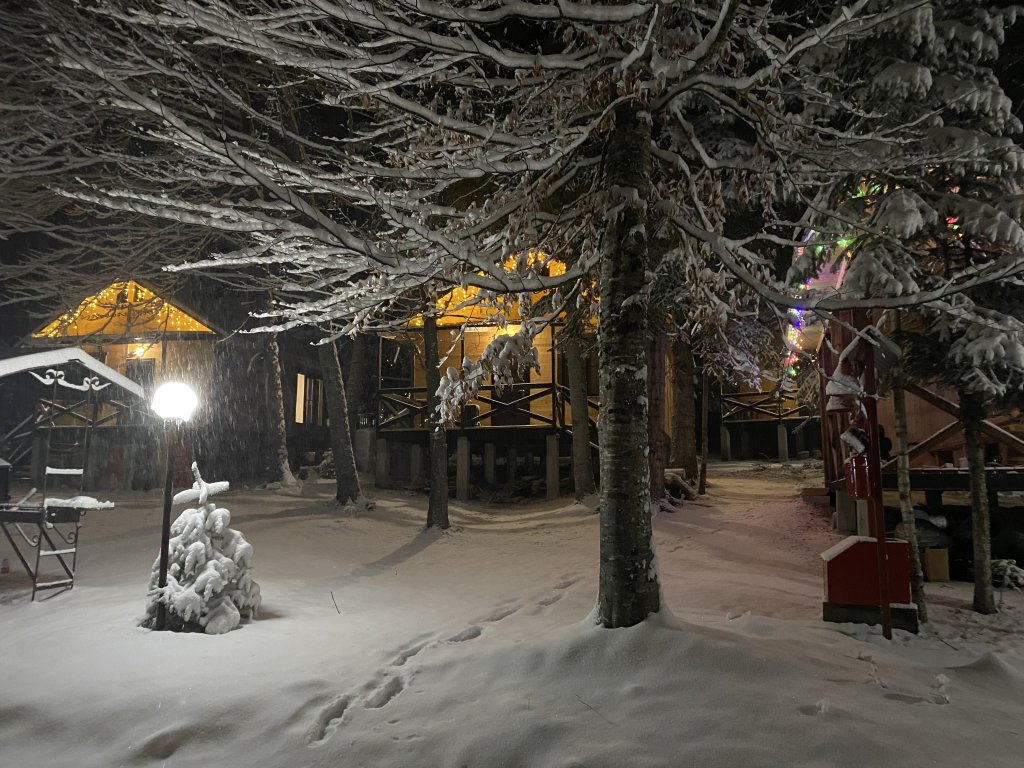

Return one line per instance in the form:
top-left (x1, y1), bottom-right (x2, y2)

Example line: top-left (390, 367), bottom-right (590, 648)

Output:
top-left (151, 381), bottom-right (198, 631)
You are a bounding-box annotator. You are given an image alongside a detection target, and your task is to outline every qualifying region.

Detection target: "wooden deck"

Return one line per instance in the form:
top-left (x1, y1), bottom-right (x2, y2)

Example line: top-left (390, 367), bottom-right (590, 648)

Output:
top-left (828, 466), bottom-right (1024, 510)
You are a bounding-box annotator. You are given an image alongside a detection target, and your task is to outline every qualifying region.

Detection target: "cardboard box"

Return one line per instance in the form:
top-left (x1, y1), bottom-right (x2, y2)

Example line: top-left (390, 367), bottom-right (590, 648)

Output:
top-left (922, 547), bottom-right (950, 583)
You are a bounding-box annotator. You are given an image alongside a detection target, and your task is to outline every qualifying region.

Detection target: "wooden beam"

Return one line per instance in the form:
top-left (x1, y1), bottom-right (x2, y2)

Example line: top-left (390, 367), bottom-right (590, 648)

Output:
top-left (906, 383), bottom-right (1024, 456)
top-left (902, 421), bottom-right (962, 464)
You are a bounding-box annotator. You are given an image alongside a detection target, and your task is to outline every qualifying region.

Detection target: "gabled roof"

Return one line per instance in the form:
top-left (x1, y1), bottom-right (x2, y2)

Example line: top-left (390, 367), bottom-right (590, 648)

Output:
top-left (407, 251), bottom-right (568, 328)
top-left (0, 348), bottom-right (145, 398)
top-left (32, 279), bottom-right (219, 341)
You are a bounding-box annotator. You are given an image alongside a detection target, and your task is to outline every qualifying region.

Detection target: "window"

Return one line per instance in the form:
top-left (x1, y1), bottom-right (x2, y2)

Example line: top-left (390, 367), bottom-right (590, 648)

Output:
top-left (295, 373), bottom-right (326, 425)
top-left (125, 357), bottom-right (156, 389)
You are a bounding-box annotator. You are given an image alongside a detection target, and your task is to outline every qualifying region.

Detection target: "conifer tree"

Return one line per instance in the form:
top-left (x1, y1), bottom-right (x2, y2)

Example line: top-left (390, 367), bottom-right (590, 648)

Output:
top-left (8, 0), bottom-right (1024, 627)
top-left (144, 464), bottom-right (261, 634)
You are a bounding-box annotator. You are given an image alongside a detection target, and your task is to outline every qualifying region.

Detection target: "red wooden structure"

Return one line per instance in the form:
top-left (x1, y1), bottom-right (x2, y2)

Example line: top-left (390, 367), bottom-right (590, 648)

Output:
top-left (820, 313), bottom-right (911, 636)
top-left (822, 538), bottom-right (910, 606)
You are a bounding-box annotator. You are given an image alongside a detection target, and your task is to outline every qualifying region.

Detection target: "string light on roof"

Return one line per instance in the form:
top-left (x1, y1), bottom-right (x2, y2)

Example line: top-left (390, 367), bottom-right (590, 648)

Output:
top-left (34, 279), bottom-right (214, 339)
top-left (411, 250), bottom-right (567, 329)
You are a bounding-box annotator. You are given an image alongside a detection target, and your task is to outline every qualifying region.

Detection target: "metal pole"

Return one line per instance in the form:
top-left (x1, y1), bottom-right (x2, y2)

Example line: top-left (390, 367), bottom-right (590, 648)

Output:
top-left (80, 384), bottom-right (100, 493)
top-left (155, 420), bottom-right (176, 631)
top-left (862, 340), bottom-right (893, 639)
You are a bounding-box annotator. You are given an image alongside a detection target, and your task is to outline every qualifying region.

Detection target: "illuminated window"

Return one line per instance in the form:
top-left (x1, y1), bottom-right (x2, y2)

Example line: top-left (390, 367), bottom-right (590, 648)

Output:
top-left (295, 373), bottom-right (326, 425)
top-left (295, 373), bottom-right (306, 423)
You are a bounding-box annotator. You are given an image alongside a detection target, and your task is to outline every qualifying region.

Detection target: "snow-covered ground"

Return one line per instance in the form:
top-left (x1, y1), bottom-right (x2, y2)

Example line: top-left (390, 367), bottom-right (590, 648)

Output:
top-left (2, 462), bottom-right (1023, 768)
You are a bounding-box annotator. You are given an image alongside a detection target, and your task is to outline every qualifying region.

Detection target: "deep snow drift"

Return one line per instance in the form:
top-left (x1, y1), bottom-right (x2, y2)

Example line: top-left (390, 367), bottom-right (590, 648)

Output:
top-left (1, 462), bottom-right (1022, 768)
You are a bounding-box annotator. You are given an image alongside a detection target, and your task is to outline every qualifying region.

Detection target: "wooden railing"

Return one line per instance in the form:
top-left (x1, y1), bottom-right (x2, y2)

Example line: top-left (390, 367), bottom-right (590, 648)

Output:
top-left (376, 382), bottom-right (591, 433)
top-left (721, 388), bottom-right (804, 422)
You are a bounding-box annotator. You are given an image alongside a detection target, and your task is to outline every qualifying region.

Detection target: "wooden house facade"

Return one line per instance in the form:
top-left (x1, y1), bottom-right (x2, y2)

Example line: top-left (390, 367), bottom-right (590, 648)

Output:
top-left (0, 279), bottom-right (329, 489)
top-left (818, 312), bottom-right (1024, 528)
top-left (371, 313), bottom-right (600, 500)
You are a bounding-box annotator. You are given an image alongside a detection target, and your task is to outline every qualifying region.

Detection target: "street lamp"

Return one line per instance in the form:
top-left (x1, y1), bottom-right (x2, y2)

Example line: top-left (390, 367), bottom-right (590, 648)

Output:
top-left (151, 381), bottom-right (198, 630)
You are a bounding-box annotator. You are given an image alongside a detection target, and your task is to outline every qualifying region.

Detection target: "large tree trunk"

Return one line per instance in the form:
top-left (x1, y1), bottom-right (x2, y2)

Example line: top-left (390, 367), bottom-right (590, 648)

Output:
top-left (647, 330), bottom-right (667, 501)
top-left (670, 336), bottom-right (699, 481)
top-left (423, 302), bottom-right (450, 529)
top-left (345, 334), bottom-right (372, 441)
top-left (961, 388), bottom-right (996, 614)
top-left (893, 377), bottom-right (928, 623)
top-left (596, 104), bottom-right (660, 628)
top-left (266, 332), bottom-right (297, 486)
top-left (318, 339), bottom-right (362, 505)
top-left (565, 337), bottom-right (596, 498)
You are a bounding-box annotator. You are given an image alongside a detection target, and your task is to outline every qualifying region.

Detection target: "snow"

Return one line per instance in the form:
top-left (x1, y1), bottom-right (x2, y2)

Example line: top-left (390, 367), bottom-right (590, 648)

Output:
top-left (42, 495), bottom-right (114, 510)
top-left (0, 347), bottom-right (144, 398)
top-left (3, 462), bottom-right (1024, 767)
top-left (173, 481), bottom-right (230, 506)
top-left (820, 535), bottom-right (876, 562)
top-left (144, 467), bottom-right (260, 634)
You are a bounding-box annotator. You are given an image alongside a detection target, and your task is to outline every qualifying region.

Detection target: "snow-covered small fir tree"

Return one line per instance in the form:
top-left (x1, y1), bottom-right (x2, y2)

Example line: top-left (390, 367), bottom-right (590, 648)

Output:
top-left (143, 463), bottom-right (261, 634)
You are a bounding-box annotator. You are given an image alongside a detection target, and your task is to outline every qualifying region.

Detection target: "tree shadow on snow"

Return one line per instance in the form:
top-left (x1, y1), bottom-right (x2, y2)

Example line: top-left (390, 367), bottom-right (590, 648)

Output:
top-left (348, 528), bottom-right (443, 579)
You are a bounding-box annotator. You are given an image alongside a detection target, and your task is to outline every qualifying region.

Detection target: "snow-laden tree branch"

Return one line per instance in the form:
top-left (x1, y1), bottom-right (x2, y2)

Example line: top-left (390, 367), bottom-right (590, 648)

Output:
top-left (5, 0), bottom-right (1024, 626)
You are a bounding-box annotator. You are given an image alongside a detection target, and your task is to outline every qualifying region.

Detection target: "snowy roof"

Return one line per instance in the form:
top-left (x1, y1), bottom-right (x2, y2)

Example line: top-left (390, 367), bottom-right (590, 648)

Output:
top-left (0, 348), bottom-right (145, 398)
top-left (33, 279), bottom-right (218, 340)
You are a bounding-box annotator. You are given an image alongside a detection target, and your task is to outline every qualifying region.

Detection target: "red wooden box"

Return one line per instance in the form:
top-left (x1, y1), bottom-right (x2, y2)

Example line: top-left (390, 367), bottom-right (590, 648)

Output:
top-left (822, 537), bottom-right (911, 606)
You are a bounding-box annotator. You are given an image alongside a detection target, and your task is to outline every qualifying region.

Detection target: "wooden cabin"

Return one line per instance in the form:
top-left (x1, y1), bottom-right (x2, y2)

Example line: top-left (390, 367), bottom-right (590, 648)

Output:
top-left (370, 265), bottom-right (600, 500)
top-left (1, 279), bottom-right (328, 488)
top-left (33, 279), bottom-right (219, 403)
top-left (719, 300), bottom-right (829, 463)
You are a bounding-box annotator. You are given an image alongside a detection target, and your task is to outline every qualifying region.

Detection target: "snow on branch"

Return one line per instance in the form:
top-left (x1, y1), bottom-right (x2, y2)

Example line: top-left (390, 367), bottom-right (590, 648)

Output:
top-left (437, 320), bottom-right (541, 425)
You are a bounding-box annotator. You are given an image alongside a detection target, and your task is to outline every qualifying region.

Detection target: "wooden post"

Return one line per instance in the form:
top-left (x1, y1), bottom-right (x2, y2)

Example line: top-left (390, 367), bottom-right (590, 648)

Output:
top-left (719, 423), bottom-right (731, 462)
top-left (835, 490), bottom-right (858, 534)
top-left (546, 433), bottom-right (559, 500)
top-left (456, 435), bottom-right (471, 501)
top-left (410, 443), bottom-right (423, 486)
top-left (375, 438), bottom-right (389, 488)
top-left (484, 442), bottom-right (497, 485)
top-left (861, 338), bottom-right (893, 640)
top-left (777, 422), bottom-right (789, 462)
top-left (551, 333), bottom-right (557, 426)
top-left (507, 446), bottom-right (518, 483)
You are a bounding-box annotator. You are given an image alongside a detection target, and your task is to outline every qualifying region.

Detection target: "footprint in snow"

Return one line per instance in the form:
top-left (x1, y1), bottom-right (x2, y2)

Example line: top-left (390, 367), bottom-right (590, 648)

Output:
top-left (479, 603), bottom-right (520, 623)
top-left (554, 575), bottom-right (582, 590)
top-left (306, 695), bottom-right (350, 744)
top-left (797, 699), bottom-right (832, 717)
top-left (448, 626), bottom-right (483, 642)
top-left (390, 634), bottom-right (432, 667)
top-left (884, 690), bottom-right (949, 707)
top-left (365, 676), bottom-right (405, 709)
top-left (136, 726), bottom-right (194, 760)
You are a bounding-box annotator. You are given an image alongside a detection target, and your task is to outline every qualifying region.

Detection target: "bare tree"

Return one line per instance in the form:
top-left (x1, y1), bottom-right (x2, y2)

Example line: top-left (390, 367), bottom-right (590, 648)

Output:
top-left (8, 0), bottom-right (1023, 628)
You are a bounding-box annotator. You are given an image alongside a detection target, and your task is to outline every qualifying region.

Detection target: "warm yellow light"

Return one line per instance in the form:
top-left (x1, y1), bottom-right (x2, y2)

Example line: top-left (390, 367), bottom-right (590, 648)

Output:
top-left (501, 249), bottom-right (564, 276)
top-left (33, 280), bottom-right (214, 339)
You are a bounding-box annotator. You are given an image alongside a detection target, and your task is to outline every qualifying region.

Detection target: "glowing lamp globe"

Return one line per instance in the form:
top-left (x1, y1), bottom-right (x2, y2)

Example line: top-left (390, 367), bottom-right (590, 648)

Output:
top-left (151, 382), bottom-right (198, 422)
